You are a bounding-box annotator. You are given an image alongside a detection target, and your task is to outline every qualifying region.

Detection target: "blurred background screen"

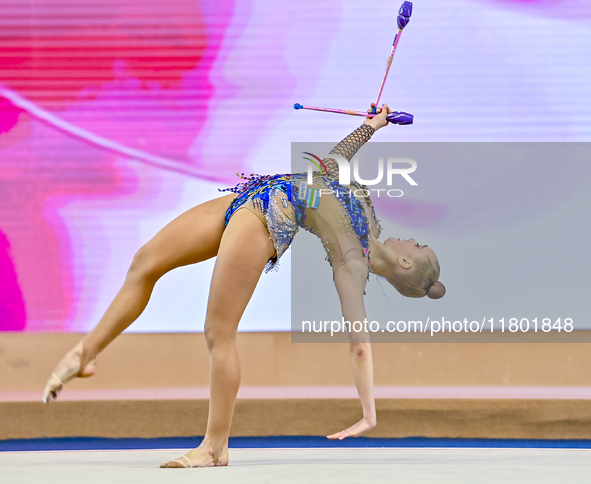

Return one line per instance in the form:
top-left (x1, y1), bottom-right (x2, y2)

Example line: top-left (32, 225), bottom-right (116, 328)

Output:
top-left (0, 0), bottom-right (589, 332)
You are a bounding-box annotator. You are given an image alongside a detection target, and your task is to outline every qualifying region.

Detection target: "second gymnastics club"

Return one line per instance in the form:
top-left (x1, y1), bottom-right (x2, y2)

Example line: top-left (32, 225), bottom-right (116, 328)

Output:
top-left (373, 1), bottom-right (413, 114)
top-left (294, 103), bottom-right (413, 125)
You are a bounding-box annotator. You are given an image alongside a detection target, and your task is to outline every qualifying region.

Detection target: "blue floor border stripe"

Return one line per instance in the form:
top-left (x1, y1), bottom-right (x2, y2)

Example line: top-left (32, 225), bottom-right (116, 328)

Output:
top-left (3, 436), bottom-right (591, 452)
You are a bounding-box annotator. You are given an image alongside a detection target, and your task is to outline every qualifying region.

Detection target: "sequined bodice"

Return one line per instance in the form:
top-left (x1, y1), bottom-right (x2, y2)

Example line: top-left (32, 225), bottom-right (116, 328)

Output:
top-left (291, 172), bottom-right (382, 273)
top-left (221, 124), bottom-right (381, 274)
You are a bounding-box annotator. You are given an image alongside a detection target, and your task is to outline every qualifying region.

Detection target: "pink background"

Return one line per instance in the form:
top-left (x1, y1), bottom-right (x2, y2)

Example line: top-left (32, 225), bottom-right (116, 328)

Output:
top-left (0, 0), bottom-right (589, 331)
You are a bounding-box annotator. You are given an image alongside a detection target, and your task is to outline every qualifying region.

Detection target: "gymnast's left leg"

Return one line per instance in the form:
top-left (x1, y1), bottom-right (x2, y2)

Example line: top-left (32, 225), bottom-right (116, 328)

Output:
top-left (160, 207), bottom-right (276, 468)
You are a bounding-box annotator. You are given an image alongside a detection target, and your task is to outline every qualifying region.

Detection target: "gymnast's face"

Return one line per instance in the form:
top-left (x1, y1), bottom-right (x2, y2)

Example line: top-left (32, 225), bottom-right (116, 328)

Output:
top-left (384, 237), bottom-right (437, 267)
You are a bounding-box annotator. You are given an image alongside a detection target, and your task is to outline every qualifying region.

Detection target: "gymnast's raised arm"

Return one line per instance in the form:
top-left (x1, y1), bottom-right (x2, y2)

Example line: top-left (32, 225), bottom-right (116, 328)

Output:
top-left (322, 103), bottom-right (392, 179)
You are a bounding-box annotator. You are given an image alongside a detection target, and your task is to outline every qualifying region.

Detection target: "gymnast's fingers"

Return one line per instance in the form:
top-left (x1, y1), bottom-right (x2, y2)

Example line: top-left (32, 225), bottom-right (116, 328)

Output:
top-left (380, 103), bottom-right (390, 124)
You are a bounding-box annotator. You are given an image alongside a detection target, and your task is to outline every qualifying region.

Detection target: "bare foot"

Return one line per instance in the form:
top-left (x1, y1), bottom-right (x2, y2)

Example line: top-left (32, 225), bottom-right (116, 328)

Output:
top-left (160, 436), bottom-right (228, 468)
top-left (42, 341), bottom-right (97, 404)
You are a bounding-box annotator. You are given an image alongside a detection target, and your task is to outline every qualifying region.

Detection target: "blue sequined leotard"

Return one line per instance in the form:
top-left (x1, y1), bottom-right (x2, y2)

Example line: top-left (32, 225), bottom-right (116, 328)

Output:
top-left (220, 124), bottom-right (382, 274)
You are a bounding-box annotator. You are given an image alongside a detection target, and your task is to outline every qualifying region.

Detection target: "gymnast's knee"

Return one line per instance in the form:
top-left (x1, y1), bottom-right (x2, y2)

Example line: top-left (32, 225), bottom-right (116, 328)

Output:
top-left (204, 321), bottom-right (235, 352)
top-left (126, 243), bottom-right (165, 284)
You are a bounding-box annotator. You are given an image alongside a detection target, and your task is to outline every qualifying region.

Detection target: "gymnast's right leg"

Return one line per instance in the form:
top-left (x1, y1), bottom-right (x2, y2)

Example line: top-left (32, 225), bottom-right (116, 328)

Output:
top-left (43, 193), bottom-right (237, 403)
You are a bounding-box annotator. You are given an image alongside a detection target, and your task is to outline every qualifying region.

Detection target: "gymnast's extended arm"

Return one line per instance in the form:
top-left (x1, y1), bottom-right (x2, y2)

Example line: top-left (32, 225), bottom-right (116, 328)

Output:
top-left (322, 103), bottom-right (392, 179)
top-left (327, 258), bottom-right (377, 440)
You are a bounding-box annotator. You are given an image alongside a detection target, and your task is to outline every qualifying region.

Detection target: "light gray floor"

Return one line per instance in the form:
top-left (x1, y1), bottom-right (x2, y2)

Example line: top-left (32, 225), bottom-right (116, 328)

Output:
top-left (1, 447), bottom-right (591, 484)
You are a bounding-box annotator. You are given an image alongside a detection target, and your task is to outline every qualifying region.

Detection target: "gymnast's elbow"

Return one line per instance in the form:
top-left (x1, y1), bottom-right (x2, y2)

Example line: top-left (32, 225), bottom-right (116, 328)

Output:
top-left (350, 342), bottom-right (370, 358)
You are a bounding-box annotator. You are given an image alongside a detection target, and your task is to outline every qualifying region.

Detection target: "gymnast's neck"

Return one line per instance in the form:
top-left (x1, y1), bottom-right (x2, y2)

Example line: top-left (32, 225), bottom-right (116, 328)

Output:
top-left (368, 235), bottom-right (394, 280)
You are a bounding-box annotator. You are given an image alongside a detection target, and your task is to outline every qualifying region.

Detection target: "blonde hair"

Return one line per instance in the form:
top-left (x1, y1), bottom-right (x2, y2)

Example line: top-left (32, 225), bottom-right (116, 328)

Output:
top-left (387, 256), bottom-right (443, 299)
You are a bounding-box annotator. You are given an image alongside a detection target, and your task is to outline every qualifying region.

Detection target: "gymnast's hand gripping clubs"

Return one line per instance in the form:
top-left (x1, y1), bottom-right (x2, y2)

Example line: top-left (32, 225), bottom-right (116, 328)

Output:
top-left (294, 1), bottom-right (413, 127)
top-left (293, 103), bottom-right (413, 126)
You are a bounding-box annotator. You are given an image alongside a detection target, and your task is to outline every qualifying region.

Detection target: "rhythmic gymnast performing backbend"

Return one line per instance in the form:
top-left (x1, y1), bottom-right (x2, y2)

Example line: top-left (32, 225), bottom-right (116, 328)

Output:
top-left (42, 1), bottom-right (445, 469)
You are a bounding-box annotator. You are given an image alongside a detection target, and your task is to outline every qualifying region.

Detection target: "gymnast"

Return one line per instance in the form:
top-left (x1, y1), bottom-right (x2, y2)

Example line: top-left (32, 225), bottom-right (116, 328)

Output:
top-left (43, 103), bottom-right (445, 468)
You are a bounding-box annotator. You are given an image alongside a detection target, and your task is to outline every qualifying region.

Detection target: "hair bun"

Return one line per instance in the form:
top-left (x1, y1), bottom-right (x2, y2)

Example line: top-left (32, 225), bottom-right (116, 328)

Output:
top-left (427, 281), bottom-right (446, 299)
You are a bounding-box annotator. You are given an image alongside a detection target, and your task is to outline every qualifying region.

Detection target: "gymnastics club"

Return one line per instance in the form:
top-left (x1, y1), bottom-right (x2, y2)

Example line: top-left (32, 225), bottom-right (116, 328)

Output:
top-left (372, 1), bottom-right (413, 114)
top-left (294, 103), bottom-right (413, 125)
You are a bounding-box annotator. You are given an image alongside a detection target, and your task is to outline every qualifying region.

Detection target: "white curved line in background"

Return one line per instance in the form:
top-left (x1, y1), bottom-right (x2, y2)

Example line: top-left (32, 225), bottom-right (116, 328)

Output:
top-left (0, 84), bottom-right (221, 183)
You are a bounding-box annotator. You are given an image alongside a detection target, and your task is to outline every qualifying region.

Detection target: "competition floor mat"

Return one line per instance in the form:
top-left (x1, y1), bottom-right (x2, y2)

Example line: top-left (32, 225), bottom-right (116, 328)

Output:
top-left (3, 436), bottom-right (591, 451)
top-left (1, 446), bottom-right (591, 484)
